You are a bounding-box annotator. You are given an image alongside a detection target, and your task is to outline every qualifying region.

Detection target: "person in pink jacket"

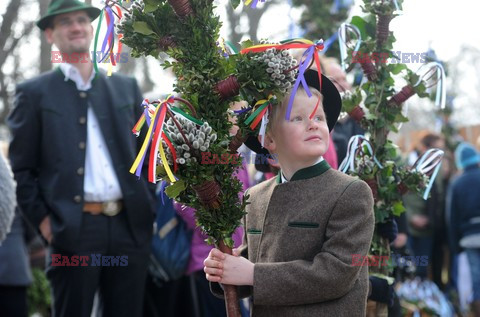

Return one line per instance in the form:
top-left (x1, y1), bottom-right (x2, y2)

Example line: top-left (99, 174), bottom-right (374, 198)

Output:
top-left (175, 164), bottom-right (250, 317)
top-left (175, 101), bottom-right (251, 316)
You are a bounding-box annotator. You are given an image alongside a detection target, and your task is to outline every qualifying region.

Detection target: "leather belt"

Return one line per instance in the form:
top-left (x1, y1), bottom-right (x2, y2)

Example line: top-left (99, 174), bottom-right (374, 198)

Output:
top-left (83, 200), bottom-right (123, 216)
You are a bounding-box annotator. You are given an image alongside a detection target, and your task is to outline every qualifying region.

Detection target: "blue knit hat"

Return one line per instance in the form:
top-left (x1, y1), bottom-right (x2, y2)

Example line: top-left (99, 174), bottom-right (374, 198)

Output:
top-left (455, 142), bottom-right (480, 170)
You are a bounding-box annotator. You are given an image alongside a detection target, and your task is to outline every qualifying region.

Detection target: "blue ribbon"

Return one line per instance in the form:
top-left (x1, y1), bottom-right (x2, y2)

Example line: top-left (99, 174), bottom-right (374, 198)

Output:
top-left (98, 6), bottom-right (115, 63)
top-left (285, 44), bottom-right (317, 120)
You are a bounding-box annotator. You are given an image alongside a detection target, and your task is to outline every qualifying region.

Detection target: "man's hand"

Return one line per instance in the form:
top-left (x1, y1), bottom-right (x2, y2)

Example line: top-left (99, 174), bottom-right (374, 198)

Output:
top-left (393, 233), bottom-right (407, 249)
top-left (410, 215), bottom-right (429, 229)
top-left (204, 248), bottom-right (254, 286)
top-left (39, 216), bottom-right (52, 243)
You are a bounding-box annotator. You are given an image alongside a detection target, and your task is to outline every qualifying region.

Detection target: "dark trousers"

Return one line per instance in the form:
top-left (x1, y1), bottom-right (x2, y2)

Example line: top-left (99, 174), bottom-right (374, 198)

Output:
top-left (0, 285), bottom-right (28, 317)
top-left (143, 274), bottom-right (197, 317)
top-left (46, 211), bottom-right (150, 317)
top-left (193, 271), bottom-right (250, 317)
top-left (194, 270), bottom-right (228, 317)
top-left (409, 235), bottom-right (433, 279)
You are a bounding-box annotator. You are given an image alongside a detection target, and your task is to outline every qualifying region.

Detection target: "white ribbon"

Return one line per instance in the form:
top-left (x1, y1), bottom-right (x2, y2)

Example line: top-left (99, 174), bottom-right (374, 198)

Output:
top-left (259, 107), bottom-right (269, 147)
top-left (338, 23), bottom-right (362, 72)
top-left (412, 148), bottom-right (444, 200)
top-left (339, 135), bottom-right (383, 173)
top-left (392, 0), bottom-right (402, 14)
top-left (414, 62), bottom-right (446, 109)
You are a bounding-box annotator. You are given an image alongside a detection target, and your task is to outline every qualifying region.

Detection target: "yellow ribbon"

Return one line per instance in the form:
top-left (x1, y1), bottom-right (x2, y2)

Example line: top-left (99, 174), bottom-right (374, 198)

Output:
top-left (129, 104), bottom-right (161, 175)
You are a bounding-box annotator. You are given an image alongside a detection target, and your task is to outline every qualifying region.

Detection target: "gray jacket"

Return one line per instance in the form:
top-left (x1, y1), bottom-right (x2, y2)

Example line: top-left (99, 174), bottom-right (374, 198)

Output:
top-left (213, 161), bottom-right (375, 316)
top-left (0, 153), bottom-right (32, 286)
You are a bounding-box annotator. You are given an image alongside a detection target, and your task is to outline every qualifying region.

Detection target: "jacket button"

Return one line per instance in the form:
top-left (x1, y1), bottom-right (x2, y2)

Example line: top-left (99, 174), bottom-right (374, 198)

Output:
top-left (77, 167), bottom-right (84, 175)
top-left (79, 117), bottom-right (86, 124)
top-left (79, 92), bottom-right (87, 98)
top-left (78, 142), bottom-right (86, 150)
top-left (73, 195), bottom-right (82, 203)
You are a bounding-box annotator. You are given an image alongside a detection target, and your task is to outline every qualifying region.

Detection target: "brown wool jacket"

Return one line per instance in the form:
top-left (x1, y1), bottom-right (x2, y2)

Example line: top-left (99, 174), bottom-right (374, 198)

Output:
top-left (213, 160), bottom-right (374, 316)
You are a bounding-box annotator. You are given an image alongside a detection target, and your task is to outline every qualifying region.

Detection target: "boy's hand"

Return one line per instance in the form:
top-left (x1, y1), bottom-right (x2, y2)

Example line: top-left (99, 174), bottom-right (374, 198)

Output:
top-left (204, 248), bottom-right (254, 286)
top-left (204, 248), bottom-right (225, 283)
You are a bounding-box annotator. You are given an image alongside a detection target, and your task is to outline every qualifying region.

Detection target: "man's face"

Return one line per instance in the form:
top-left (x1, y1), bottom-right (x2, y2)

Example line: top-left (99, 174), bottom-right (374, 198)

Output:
top-left (45, 10), bottom-right (93, 55)
top-left (264, 91), bottom-right (330, 168)
top-left (325, 63), bottom-right (351, 93)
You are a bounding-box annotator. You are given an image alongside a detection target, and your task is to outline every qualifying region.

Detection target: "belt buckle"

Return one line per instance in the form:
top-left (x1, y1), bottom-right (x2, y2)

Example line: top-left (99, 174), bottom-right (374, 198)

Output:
top-left (102, 201), bottom-right (120, 216)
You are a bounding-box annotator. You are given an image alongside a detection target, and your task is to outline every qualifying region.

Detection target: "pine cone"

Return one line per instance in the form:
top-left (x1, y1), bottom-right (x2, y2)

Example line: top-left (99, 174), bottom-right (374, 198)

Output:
top-left (348, 105), bottom-right (365, 122)
top-left (376, 15), bottom-right (392, 48)
top-left (365, 178), bottom-right (379, 202)
top-left (193, 180), bottom-right (221, 209)
top-left (158, 36), bottom-right (177, 51)
top-left (229, 130), bottom-right (246, 154)
top-left (388, 85), bottom-right (415, 107)
top-left (215, 75), bottom-right (240, 100)
top-left (167, 0), bottom-right (193, 18)
top-left (361, 60), bottom-right (378, 81)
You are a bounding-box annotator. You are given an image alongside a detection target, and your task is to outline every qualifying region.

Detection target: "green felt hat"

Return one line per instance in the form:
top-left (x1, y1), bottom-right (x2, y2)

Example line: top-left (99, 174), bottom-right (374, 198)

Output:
top-left (37, 0), bottom-right (101, 30)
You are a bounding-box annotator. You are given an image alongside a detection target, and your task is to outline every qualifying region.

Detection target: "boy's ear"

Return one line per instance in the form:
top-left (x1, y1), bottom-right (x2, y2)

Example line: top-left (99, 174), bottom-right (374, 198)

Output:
top-left (261, 132), bottom-right (276, 152)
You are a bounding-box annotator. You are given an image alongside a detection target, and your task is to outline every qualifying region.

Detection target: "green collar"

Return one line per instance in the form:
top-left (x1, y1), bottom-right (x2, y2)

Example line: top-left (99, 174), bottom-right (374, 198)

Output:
top-left (276, 160), bottom-right (331, 184)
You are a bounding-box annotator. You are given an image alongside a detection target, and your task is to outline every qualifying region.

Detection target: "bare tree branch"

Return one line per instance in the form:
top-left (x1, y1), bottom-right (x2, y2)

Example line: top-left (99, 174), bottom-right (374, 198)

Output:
top-left (0, 72), bottom-right (11, 124)
top-left (0, 0), bottom-right (36, 126)
top-left (225, 0), bottom-right (278, 47)
top-left (0, 22), bottom-right (35, 66)
top-left (226, 4), bottom-right (243, 47)
top-left (0, 0), bottom-right (23, 53)
top-left (40, 0), bottom-right (53, 72)
top-left (245, 0), bottom-right (276, 43)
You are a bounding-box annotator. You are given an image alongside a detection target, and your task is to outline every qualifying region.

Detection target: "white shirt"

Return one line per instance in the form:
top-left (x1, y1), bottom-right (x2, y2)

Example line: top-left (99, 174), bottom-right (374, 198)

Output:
top-left (280, 157), bottom-right (324, 183)
top-left (59, 63), bottom-right (122, 202)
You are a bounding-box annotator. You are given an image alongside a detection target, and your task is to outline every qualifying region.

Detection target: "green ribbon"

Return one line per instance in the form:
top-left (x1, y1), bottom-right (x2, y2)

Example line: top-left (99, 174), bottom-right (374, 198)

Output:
top-left (170, 106), bottom-right (204, 126)
top-left (92, 9), bottom-right (104, 74)
top-left (244, 100), bottom-right (269, 126)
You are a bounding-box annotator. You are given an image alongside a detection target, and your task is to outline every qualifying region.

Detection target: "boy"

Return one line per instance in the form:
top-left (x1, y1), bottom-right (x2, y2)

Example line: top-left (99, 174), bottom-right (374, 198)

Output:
top-left (204, 68), bottom-right (375, 316)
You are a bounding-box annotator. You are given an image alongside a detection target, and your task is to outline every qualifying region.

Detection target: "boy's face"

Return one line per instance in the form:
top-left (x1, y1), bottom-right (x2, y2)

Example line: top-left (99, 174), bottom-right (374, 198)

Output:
top-left (264, 90), bottom-right (329, 168)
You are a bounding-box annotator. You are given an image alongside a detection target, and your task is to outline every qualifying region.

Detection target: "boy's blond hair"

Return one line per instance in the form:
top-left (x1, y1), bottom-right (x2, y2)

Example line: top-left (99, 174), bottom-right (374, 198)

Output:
top-left (267, 85), bottom-right (323, 133)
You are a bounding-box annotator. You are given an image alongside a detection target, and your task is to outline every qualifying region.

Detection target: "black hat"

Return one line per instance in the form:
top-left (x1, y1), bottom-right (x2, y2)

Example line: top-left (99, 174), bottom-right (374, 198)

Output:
top-left (37, 0), bottom-right (101, 31)
top-left (244, 68), bottom-right (342, 155)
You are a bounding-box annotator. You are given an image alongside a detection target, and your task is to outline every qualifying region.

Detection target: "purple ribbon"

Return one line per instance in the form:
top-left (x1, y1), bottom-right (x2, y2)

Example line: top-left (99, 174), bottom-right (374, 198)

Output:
top-left (234, 107), bottom-right (253, 114)
top-left (135, 103), bottom-right (164, 178)
top-left (159, 180), bottom-right (167, 205)
top-left (98, 6), bottom-right (115, 63)
top-left (285, 45), bottom-right (315, 120)
top-left (143, 102), bottom-right (152, 127)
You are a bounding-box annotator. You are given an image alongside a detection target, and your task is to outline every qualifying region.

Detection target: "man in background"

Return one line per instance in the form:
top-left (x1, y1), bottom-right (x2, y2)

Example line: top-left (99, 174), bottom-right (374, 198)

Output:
top-left (7, 1), bottom-right (155, 316)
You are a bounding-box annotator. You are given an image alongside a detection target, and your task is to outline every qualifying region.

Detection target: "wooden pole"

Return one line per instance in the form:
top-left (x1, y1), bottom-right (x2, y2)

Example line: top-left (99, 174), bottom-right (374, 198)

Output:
top-left (218, 241), bottom-right (242, 317)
